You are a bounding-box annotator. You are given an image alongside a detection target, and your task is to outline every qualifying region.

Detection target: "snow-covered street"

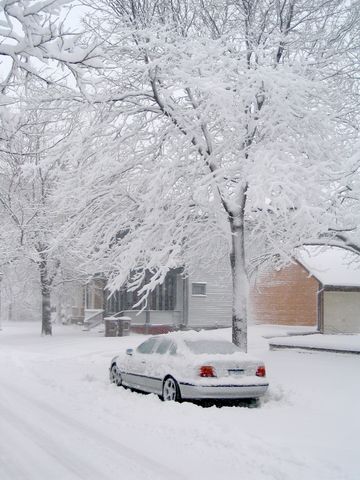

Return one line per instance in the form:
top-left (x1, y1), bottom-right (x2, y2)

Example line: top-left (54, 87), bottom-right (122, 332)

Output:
top-left (0, 323), bottom-right (359, 480)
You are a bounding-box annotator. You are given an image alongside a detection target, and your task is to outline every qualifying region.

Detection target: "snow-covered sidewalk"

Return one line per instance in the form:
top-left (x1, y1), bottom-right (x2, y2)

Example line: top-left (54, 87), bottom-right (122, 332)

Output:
top-left (0, 322), bottom-right (359, 480)
top-left (258, 324), bottom-right (360, 354)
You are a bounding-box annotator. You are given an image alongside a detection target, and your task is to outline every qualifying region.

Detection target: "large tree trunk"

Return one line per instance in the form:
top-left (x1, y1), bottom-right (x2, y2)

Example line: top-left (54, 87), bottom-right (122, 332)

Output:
top-left (229, 215), bottom-right (248, 352)
top-left (40, 259), bottom-right (52, 335)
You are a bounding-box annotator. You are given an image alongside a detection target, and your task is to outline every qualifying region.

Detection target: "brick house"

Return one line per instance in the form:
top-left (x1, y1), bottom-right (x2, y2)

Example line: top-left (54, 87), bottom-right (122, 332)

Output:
top-left (250, 246), bottom-right (360, 334)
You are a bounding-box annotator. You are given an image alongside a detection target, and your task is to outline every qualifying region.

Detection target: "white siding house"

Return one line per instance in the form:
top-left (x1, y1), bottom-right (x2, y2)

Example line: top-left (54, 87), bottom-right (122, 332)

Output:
top-left (187, 263), bottom-right (232, 328)
top-left (103, 257), bottom-right (233, 331)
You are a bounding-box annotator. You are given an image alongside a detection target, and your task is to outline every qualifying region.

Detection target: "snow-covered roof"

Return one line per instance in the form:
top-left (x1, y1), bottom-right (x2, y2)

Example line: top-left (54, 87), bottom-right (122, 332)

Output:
top-left (297, 246), bottom-right (360, 287)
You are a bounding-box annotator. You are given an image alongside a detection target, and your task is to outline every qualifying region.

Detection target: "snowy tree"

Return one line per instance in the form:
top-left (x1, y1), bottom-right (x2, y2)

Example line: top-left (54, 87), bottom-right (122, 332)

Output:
top-left (56, 0), bottom-right (360, 350)
top-left (0, 84), bottom-right (85, 334)
top-left (0, 0), bottom-right (101, 100)
top-left (0, 258), bottom-right (42, 323)
top-left (0, 0), bottom-right (104, 334)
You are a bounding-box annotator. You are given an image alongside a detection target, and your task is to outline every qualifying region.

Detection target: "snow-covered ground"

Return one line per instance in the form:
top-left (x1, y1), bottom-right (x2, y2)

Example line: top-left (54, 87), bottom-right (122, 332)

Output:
top-left (269, 332), bottom-right (360, 352)
top-left (0, 322), bottom-right (359, 480)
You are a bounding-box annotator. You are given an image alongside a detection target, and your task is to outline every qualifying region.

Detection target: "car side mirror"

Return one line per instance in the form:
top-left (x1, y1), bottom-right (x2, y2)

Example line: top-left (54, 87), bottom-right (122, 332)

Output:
top-left (126, 348), bottom-right (133, 356)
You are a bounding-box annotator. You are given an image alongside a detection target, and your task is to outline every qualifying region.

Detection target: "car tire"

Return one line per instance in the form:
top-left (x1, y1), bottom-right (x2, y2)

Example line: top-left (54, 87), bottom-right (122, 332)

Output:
top-left (162, 376), bottom-right (181, 402)
top-left (110, 364), bottom-right (122, 386)
top-left (247, 398), bottom-right (260, 408)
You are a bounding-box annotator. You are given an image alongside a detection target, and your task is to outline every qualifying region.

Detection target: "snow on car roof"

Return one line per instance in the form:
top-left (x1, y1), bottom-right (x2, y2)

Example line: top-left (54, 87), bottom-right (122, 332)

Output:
top-left (164, 329), bottom-right (231, 343)
top-left (158, 330), bottom-right (261, 361)
top-left (297, 246), bottom-right (360, 287)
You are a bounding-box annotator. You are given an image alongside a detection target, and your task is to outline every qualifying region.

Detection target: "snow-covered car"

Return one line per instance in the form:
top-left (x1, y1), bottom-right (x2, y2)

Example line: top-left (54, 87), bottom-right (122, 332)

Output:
top-left (109, 333), bottom-right (269, 402)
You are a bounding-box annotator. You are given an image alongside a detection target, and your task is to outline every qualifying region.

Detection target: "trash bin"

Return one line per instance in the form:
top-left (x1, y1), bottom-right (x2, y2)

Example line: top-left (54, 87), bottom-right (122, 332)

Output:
top-left (118, 316), bottom-right (131, 336)
top-left (104, 316), bottom-right (131, 337)
top-left (104, 318), bottom-right (117, 337)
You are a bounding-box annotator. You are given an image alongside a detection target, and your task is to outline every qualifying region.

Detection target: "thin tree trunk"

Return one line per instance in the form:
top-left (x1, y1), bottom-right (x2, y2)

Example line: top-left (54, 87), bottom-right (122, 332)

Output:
top-left (229, 215), bottom-right (248, 352)
top-left (40, 260), bottom-right (52, 335)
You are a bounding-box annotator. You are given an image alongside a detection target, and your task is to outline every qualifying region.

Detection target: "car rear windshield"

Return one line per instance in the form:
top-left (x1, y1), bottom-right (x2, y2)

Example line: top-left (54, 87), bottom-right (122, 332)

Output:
top-left (184, 340), bottom-right (240, 355)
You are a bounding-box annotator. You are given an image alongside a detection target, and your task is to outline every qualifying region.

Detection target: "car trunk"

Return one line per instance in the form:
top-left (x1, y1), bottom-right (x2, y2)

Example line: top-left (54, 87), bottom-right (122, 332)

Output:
top-left (194, 358), bottom-right (260, 379)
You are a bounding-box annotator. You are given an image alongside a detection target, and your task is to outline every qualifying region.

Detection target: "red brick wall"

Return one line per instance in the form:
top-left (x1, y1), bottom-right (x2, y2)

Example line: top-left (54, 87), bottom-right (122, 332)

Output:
top-left (249, 262), bottom-right (319, 326)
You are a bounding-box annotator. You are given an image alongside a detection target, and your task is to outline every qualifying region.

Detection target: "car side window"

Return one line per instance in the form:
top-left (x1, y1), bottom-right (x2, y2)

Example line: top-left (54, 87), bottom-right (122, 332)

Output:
top-left (136, 337), bottom-right (157, 354)
top-left (155, 339), bottom-right (173, 354)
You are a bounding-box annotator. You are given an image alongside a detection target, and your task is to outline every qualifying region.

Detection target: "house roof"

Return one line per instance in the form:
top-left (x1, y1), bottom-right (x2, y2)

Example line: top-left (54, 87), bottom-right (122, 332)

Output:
top-left (297, 246), bottom-right (360, 287)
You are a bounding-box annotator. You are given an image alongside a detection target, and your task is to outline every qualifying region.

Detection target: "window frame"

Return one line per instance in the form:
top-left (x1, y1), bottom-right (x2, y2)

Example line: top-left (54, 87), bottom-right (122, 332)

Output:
top-left (191, 282), bottom-right (207, 297)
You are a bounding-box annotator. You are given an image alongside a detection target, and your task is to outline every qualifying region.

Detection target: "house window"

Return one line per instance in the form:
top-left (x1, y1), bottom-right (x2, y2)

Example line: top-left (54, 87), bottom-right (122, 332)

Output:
top-left (105, 269), bottom-right (178, 313)
top-left (192, 282), bottom-right (207, 296)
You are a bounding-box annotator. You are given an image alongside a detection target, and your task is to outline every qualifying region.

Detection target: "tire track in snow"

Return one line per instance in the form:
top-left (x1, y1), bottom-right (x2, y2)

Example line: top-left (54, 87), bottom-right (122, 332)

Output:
top-left (0, 379), bottom-right (185, 480)
top-left (0, 402), bottom-right (97, 480)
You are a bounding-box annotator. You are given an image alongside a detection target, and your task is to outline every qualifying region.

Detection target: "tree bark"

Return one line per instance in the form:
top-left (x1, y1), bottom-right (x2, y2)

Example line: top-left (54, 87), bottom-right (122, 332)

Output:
top-left (40, 259), bottom-right (52, 335)
top-left (229, 215), bottom-right (248, 352)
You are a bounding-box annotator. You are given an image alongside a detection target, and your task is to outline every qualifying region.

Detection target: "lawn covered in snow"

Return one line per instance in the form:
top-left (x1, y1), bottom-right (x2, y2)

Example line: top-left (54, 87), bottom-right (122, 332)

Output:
top-left (0, 322), bottom-right (359, 480)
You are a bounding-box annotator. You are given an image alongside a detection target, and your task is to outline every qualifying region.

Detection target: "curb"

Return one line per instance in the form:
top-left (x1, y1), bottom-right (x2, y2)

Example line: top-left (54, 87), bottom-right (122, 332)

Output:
top-left (269, 344), bottom-right (360, 355)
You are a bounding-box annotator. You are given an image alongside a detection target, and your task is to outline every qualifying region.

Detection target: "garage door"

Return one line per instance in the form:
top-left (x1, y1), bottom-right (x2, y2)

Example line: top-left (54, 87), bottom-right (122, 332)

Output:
top-left (323, 291), bottom-right (360, 334)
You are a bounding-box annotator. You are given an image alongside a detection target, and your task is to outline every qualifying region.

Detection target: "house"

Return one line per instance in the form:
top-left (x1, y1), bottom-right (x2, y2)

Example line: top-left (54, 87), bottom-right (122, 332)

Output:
top-left (69, 276), bottom-right (106, 326)
top-left (75, 244), bottom-right (360, 335)
top-left (250, 246), bottom-right (360, 334)
top-left (70, 254), bottom-right (232, 332)
top-left (104, 263), bottom-right (233, 333)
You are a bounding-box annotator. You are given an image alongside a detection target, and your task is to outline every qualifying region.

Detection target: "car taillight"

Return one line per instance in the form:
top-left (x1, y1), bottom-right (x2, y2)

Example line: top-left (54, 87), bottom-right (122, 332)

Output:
top-left (256, 365), bottom-right (266, 377)
top-left (199, 366), bottom-right (216, 377)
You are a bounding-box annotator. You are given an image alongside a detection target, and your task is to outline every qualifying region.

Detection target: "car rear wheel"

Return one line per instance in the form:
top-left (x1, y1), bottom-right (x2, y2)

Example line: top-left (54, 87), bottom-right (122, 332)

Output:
top-left (162, 377), bottom-right (181, 402)
top-left (248, 398), bottom-right (260, 408)
top-left (110, 364), bottom-right (122, 386)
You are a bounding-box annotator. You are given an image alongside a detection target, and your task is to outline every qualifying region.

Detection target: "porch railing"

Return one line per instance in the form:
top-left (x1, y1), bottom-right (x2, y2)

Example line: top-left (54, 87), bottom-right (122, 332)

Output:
top-left (83, 309), bottom-right (104, 331)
